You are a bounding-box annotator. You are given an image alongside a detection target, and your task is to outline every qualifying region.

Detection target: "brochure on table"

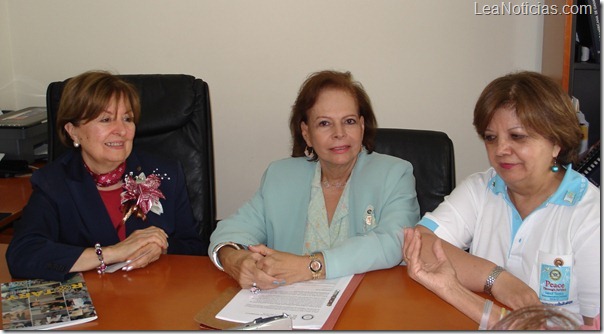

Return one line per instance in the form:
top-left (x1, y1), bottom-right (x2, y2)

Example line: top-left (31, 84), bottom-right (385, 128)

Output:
top-left (1, 273), bottom-right (97, 330)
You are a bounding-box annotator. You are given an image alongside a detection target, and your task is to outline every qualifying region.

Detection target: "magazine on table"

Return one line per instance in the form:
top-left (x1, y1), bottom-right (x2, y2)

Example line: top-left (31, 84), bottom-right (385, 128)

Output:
top-left (1, 273), bottom-right (97, 330)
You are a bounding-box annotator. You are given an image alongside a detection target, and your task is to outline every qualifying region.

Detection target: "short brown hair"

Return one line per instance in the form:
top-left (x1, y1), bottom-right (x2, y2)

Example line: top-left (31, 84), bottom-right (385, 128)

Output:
top-left (473, 71), bottom-right (582, 165)
top-left (56, 70), bottom-right (141, 147)
top-left (289, 70), bottom-right (378, 160)
top-left (491, 305), bottom-right (580, 330)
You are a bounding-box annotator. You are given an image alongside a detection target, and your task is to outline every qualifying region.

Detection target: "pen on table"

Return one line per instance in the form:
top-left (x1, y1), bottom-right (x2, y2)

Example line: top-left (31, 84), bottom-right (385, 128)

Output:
top-left (326, 289), bottom-right (340, 306)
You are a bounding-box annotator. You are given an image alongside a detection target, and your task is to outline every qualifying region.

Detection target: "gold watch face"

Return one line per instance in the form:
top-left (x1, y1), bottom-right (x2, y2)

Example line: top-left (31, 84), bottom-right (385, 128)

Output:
top-left (310, 259), bottom-right (322, 272)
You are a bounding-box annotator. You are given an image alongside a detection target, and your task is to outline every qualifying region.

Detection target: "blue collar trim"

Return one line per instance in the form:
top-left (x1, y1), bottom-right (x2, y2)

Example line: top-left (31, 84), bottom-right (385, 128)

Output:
top-left (488, 164), bottom-right (587, 206)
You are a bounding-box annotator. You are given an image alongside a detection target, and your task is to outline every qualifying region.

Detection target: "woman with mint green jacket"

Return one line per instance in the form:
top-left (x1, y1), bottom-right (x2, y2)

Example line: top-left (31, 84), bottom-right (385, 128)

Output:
top-left (209, 70), bottom-right (419, 292)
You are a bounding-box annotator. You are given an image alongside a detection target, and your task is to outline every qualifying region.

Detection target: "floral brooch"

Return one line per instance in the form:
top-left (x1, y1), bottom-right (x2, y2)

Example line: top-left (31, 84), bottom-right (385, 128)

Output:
top-left (120, 170), bottom-right (166, 223)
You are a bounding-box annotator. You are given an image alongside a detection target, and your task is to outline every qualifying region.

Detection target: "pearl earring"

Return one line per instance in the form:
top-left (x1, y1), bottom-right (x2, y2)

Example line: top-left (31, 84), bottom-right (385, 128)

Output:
top-left (74, 142), bottom-right (80, 148)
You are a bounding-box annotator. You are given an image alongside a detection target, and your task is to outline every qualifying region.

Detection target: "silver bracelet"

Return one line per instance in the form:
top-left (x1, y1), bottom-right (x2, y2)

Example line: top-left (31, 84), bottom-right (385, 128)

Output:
top-left (478, 299), bottom-right (493, 330)
top-left (210, 242), bottom-right (247, 271)
top-left (483, 265), bottom-right (505, 296)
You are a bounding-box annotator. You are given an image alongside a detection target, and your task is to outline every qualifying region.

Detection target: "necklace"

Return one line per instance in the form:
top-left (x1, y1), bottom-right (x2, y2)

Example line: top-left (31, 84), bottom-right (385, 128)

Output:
top-left (84, 161), bottom-right (126, 188)
top-left (321, 180), bottom-right (347, 189)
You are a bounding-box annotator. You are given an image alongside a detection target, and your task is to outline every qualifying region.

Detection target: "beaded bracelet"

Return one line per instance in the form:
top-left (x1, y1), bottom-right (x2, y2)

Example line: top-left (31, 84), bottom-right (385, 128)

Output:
top-left (478, 299), bottom-right (493, 330)
top-left (95, 243), bottom-right (107, 274)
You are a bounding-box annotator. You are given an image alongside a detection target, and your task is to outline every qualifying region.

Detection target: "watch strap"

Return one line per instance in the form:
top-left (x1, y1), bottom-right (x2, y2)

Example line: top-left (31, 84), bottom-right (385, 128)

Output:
top-left (308, 252), bottom-right (323, 280)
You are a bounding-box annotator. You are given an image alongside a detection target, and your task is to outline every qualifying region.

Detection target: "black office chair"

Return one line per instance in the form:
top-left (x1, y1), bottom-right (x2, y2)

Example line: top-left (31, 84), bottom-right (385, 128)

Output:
top-left (374, 128), bottom-right (455, 217)
top-left (46, 74), bottom-right (216, 253)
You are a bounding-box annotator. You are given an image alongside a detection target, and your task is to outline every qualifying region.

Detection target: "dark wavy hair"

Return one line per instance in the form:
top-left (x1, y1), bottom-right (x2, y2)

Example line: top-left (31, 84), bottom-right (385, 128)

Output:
top-left (289, 70), bottom-right (378, 161)
top-left (473, 71), bottom-right (582, 165)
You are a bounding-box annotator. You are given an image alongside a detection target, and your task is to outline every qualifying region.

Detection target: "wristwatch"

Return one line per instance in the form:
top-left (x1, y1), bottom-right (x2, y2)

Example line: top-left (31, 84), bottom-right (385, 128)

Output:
top-left (211, 242), bottom-right (247, 271)
top-left (308, 252), bottom-right (323, 280)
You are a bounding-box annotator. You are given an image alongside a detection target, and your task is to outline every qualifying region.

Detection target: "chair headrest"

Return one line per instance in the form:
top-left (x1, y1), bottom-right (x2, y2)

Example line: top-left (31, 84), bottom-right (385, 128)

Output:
top-left (118, 74), bottom-right (202, 136)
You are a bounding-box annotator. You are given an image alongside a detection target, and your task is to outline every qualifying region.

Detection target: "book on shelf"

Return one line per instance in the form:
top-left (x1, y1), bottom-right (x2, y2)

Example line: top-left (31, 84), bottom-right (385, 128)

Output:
top-left (576, 140), bottom-right (600, 187)
top-left (576, 0), bottom-right (601, 63)
top-left (586, 0), bottom-right (601, 62)
top-left (1, 273), bottom-right (97, 330)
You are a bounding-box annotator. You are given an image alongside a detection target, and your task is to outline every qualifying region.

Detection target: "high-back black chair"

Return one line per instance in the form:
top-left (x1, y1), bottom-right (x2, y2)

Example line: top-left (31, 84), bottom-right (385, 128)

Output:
top-left (374, 128), bottom-right (455, 217)
top-left (46, 74), bottom-right (216, 252)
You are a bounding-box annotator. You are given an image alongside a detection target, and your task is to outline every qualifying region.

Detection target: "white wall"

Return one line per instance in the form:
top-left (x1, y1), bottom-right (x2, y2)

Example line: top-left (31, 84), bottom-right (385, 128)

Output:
top-left (0, 0), bottom-right (15, 110)
top-left (1, 0), bottom-right (543, 219)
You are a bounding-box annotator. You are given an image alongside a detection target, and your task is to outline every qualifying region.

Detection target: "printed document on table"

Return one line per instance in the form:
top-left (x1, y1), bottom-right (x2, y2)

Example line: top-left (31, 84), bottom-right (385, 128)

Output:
top-left (215, 275), bottom-right (354, 330)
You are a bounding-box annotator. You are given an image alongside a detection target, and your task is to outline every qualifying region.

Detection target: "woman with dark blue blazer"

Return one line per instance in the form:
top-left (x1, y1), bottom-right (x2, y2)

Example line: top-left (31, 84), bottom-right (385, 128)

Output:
top-left (6, 71), bottom-right (205, 281)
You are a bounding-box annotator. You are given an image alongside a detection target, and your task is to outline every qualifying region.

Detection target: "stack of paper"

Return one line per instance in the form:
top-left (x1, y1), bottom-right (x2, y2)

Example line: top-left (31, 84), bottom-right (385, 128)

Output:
top-left (216, 274), bottom-right (362, 330)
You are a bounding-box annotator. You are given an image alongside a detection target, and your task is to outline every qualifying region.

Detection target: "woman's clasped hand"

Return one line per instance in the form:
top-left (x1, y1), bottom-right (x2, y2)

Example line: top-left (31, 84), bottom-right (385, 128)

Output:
top-left (221, 244), bottom-right (311, 290)
top-left (101, 226), bottom-right (169, 271)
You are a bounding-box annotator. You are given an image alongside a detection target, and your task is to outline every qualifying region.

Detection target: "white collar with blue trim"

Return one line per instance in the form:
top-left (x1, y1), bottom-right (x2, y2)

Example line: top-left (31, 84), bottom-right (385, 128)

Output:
top-left (488, 164), bottom-right (588, 206)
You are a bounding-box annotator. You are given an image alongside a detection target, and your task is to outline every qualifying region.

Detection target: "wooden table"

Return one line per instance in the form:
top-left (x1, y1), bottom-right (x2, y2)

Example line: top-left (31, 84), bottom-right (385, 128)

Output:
top-left (0, 243), bottom-right (479, 330)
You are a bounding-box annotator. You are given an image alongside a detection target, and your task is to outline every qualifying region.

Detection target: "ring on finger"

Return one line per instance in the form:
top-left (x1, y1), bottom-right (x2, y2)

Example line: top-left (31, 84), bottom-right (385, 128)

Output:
top-left (250, 282), bottom-right (260, 294)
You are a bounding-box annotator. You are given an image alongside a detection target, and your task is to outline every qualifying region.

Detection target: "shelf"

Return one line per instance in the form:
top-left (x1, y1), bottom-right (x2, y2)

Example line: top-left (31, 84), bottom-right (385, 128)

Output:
top-left (574, 62), bottom-right (601, 70)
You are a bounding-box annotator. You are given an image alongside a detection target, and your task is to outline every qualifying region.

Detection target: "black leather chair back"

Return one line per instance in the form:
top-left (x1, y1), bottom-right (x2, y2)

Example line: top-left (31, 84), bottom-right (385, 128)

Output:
top-left (374, 128), bottom-right (455, 217)
top-left (46, 74), bottom-right (216, 251)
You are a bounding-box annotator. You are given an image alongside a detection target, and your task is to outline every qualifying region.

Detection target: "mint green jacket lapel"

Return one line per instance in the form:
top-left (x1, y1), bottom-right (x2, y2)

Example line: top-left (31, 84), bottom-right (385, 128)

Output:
top-left (210, 150), bottom-right (419, 278)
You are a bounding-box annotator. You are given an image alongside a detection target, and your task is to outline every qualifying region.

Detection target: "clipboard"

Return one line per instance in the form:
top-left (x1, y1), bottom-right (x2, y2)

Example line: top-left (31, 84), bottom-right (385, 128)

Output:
top-left (194, 273), bottom-right (365, 330)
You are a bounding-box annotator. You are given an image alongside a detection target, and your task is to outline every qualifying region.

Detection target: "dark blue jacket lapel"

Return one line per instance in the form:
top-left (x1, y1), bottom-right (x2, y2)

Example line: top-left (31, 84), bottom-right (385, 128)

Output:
top-left (64, 152), bottom-right (120, 244)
